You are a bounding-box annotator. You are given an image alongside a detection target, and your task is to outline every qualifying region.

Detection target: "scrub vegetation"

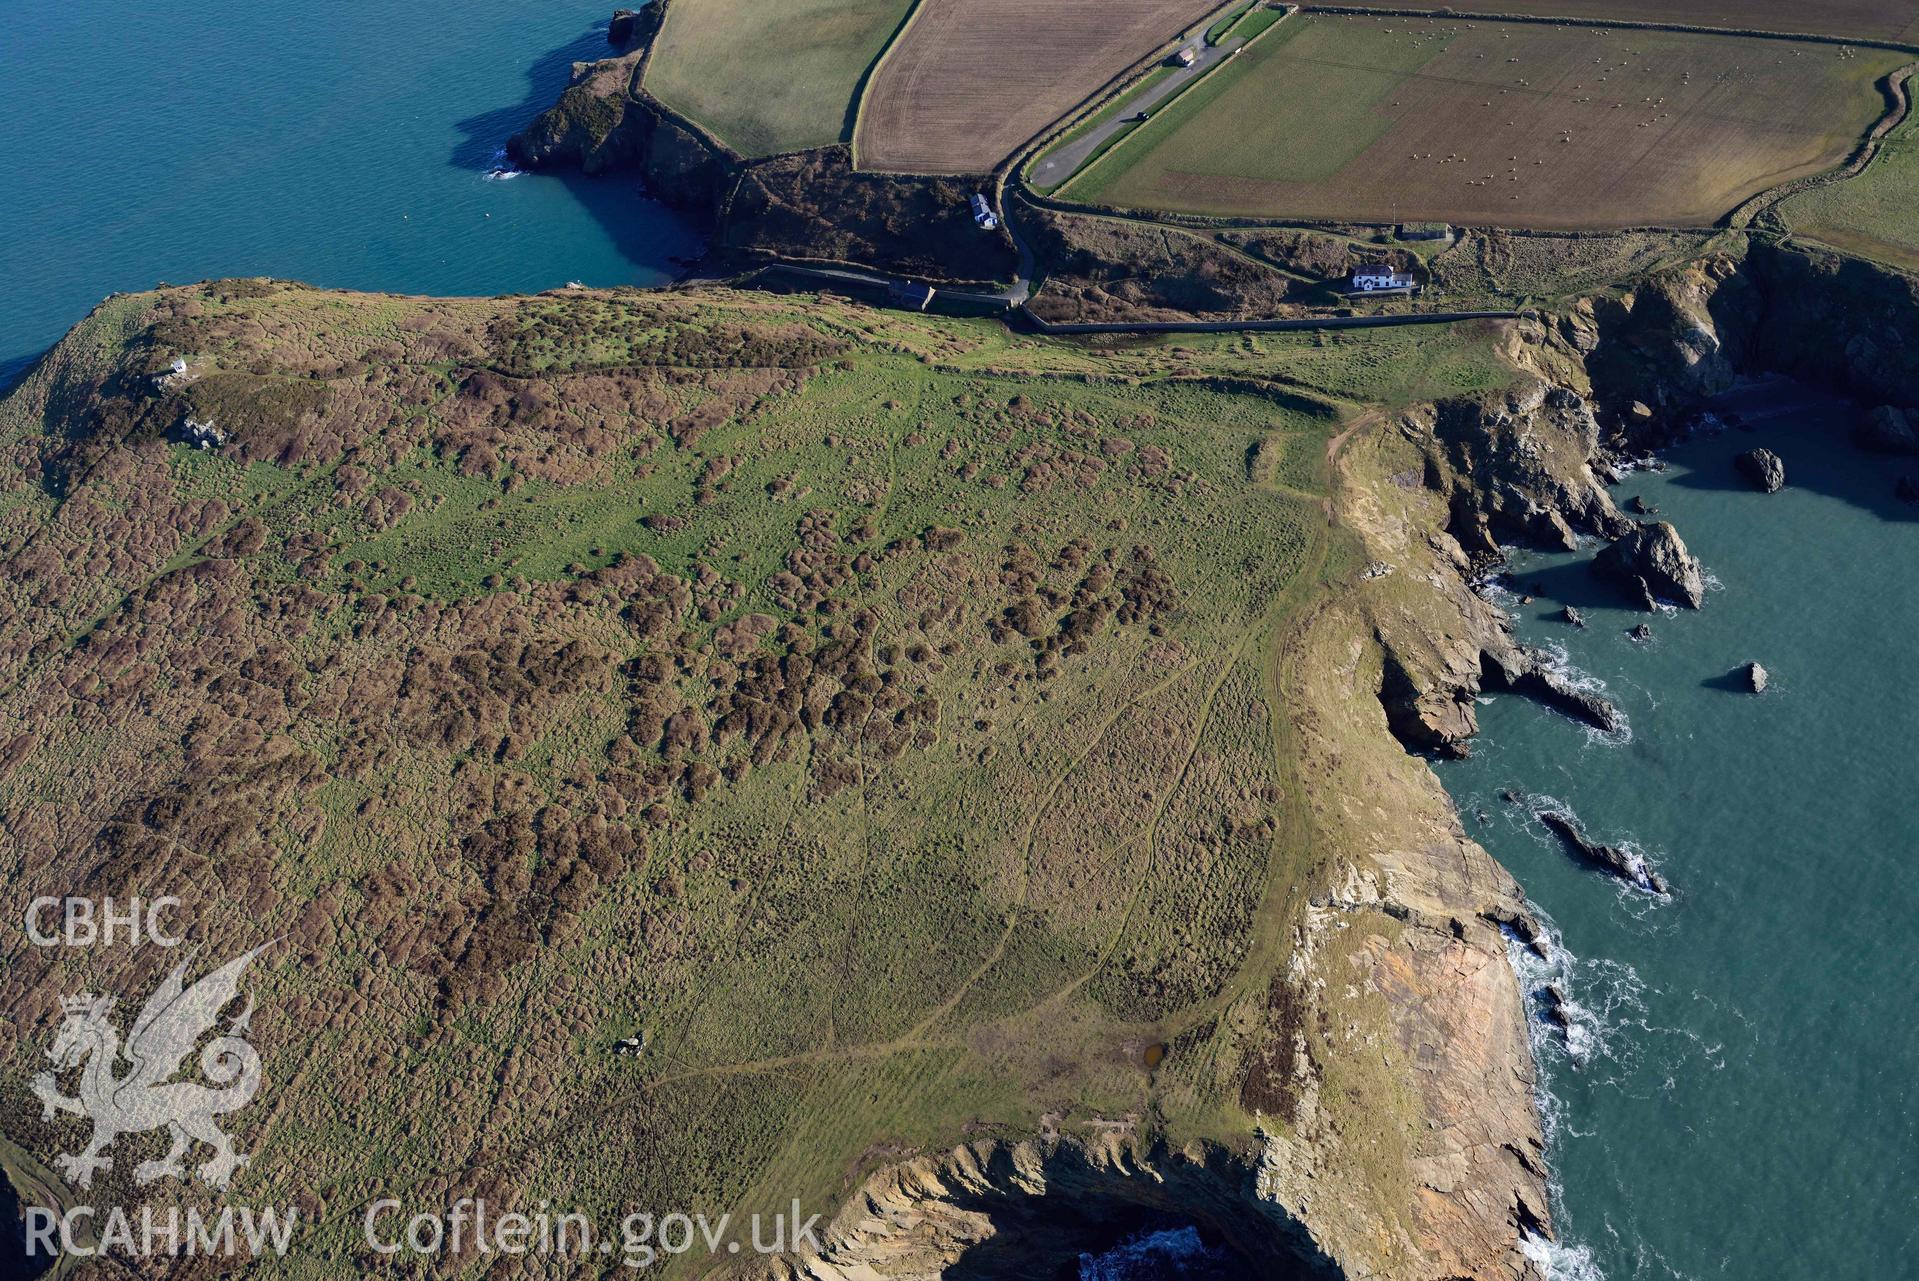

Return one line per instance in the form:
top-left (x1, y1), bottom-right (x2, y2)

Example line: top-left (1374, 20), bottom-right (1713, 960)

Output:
top-left (0, 281), bottom-right (1529, 1273)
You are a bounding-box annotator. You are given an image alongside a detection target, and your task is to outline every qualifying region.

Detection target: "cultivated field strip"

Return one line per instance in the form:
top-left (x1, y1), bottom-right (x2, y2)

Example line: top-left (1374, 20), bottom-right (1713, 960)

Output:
top-left (1063, 14), bottom-right (1910, 228)
top-left (855, 0), bottom-right (1226, 174)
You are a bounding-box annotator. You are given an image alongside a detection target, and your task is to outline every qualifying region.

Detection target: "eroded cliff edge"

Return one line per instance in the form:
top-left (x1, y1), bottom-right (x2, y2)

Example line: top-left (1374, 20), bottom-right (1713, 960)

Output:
top-left (506, 43), bottom-right (1017, 288)
top-left (770, 236), bottom-right (1919, 1280)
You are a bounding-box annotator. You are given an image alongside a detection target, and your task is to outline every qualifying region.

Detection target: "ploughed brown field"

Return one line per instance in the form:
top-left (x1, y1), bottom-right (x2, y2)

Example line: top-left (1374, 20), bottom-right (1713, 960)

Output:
top-left (1331, 0), bottom-right (1919, 43)
top-left (855, 0), bottom-right (1223, 174)
top-left (1065, 15), bottom-right (1910, 230)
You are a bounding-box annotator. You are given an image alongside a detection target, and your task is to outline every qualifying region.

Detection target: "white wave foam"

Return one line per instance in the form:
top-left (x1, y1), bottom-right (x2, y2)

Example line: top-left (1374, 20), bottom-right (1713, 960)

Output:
top-left (1521, 1230), bottom-right (1607, 1281)
top-left (1078, 1225), bottom-right (1226, 1280)
top-left (1510, 794), bottom-right (1669, 904)
top-left (484, 146), bottom-right (525, 180)
top-left (1527, 646), bottom-right (1633, 747)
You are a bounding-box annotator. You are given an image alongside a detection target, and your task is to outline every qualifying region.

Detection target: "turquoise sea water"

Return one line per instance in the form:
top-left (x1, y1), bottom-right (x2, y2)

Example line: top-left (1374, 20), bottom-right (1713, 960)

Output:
top-left (1438, 381), bottom-right (1919, 1279)
top-left (0, 0), bottom-right (701, 388)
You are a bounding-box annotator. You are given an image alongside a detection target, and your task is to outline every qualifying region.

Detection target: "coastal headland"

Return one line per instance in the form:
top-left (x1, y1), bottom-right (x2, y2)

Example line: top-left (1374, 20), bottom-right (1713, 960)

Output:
top-left (6, 1), bottom-right (1919, 1278)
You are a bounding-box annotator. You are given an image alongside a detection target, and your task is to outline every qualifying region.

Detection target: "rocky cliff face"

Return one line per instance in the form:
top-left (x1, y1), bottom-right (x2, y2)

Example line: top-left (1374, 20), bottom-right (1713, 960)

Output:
top-left (768, 1134), bottom-right (1337, 1280)
top-left (1371, 238), bottom-right (1919, 760)
top-left (506, 47), bottom-right (1017, 285)
top-left (743, 236), bottom-right (1919, 1281)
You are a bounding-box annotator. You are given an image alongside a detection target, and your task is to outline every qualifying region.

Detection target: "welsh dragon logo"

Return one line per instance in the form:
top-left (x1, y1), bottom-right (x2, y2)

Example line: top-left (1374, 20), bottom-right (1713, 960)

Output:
top-left (31, 945), bottom-right (270, 1190)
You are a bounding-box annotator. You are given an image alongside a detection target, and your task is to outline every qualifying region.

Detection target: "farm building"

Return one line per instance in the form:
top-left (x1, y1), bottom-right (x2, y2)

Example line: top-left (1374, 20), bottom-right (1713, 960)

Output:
top-left (970, 193), bottom-right (999, 231)
top-left (1348, 269), bottom-right (1416, 293)
top-left (1173, 46), bottom-right (1198, 67)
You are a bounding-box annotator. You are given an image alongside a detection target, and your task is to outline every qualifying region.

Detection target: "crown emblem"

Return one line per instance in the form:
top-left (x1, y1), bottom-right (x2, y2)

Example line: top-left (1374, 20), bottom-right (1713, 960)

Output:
top-left (61, 993), bottom-right (105, 1015)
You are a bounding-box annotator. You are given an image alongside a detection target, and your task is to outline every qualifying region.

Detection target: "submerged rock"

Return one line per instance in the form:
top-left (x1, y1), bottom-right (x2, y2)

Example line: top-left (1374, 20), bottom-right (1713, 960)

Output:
top-left (1593, 520), bottom-right (1704, 610)
top-left (1559, 605), bottom-right (1586, 629)
top-left (1539, 981), bottom-right (1573, 1029)
top-left (1628, 622), bottom-right (1654, 641)
top-left (1735, 447), bottom-right (1785, 493)
top-left (1744, 661), bottom-right (1769, 693)
top-left (1628, 494), bottom-right (1658, 515)
top-left (1857, 405), bottom-right (1919, 455)
top-left (1537, 809), bottom-right (1670, 895)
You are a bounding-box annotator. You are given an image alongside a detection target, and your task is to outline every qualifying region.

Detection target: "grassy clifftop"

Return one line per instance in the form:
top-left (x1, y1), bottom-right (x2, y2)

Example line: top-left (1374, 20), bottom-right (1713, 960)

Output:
top-left (0, 282), bottom-right (1539, 1276)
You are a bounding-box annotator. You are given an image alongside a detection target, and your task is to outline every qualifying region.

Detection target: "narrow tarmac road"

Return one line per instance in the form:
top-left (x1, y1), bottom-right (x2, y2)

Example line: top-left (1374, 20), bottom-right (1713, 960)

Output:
top-left (1027, 32), bottom-right (1247, 192)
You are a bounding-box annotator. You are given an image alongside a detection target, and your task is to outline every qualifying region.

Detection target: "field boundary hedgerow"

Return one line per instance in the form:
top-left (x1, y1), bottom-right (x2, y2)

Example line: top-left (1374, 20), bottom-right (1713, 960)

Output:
top-left (1737, 62), bottom-right (1917, 227)
top-left (1301, 5), bottom-right (1919, 53)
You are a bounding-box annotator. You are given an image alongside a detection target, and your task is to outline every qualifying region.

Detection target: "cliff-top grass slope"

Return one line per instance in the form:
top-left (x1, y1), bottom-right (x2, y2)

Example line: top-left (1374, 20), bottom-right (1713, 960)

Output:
top-left (0, 281), bottom-right (1556, 1277)
top-left (1327, 0), bottom-right (1919, 43)
top-left (1062, 14), bottom-right (1907, 228)
top-left (643, 0), bottom-right (915, 156)
top-left (854, 0), bottom-right (1224, 174)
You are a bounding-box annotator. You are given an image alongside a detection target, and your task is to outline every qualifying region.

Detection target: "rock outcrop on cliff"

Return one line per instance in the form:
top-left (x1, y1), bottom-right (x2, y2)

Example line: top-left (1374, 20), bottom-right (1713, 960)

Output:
top-left (1594, 521), bottom-right (1705, 610)
top-left (507, 50), bottom-right (660, 177)
top-left (1421, 379), bottom-right (1631, 559)
top-left (772, 1135), bottom-right (1339, 1280)
top-left (505, 49), bottom-right (1018, 285)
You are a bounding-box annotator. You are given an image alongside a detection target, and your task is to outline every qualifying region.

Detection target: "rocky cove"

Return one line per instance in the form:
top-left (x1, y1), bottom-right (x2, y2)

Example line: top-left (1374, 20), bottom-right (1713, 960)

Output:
top-left (755, 239), bottom-right (1919, 1279)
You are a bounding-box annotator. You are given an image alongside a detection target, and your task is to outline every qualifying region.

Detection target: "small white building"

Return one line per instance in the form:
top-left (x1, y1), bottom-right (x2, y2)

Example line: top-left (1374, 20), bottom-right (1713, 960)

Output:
top-left (969, 193), bottom-right (998, 231)
top-left (1349, 269), bottom-right (1416, 293)
top-left (1174, 46), bottom-right (1198, 67)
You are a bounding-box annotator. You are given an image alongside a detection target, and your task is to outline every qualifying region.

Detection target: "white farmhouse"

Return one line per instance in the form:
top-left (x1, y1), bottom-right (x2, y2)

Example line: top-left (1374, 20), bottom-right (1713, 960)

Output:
top-left (1349, 269), bottom-right (1416, 293)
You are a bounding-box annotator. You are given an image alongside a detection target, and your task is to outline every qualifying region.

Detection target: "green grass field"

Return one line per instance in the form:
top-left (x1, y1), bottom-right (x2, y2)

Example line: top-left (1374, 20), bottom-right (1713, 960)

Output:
top-left (1063, 14), bottom-right (1905, 228)
top-left (643, 0), bottom-right (915, 156)
top-left (1781, 106), bottom-right (1919, 270)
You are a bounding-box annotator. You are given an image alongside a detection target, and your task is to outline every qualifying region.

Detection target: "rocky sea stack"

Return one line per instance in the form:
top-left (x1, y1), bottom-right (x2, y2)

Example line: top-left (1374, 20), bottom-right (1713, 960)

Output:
top-left (1736, 447), bottom-right (1785, 493)
top-left (1594, 521), bottom-right (1706, 610)
top-left (1536, 809), bottom-right (1671, 896)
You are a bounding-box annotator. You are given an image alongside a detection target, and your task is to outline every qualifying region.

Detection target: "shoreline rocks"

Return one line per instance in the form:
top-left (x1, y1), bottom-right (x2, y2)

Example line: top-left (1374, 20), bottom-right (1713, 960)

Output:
top-left (1858, 404), bottom-right (1919, 454)
top-left (1482, 646), bottom-right (1624, 736)
top-left (1593, 520), bottom-right (1705, 610)
top-left (1536, 809), bottom-right (1671, 896)
top-left (1735, 447), bottom-right (1785, 492)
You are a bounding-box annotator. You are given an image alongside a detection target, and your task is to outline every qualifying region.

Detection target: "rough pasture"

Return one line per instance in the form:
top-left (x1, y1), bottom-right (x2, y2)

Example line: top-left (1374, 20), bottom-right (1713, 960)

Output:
top-left (855, 0), bottom-right (1224, 174)
top-left (1327, 0), bottom-right (1919, 44)
top-left (1064, 15), bottom-right (1908, 229)
top-left (644, 0), bottom-right (915, 157)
